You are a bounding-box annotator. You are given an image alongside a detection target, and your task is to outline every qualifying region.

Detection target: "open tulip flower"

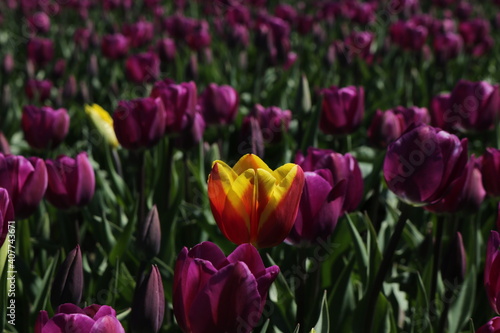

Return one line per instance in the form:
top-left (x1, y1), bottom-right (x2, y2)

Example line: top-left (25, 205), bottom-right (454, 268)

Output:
top-left (208, 154), bottom-right (304, 248)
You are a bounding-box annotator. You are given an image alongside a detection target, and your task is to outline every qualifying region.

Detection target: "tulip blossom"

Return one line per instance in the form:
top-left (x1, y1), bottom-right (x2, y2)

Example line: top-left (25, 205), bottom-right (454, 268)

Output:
top-left (433, 32), bottom-right (463, 63)
top-left (199, 83), bottom-right (239, 125)
top-left (35, 304), bottom-right (125, 333)
top-left (296, 147), bottom-right (363, 213)
top-left (173, 241), bottom-right (279, 333)
top-left (286, 170), bottom-right (346, 246)
top-left (429, 93), bottom-right (455, 131)
top-left (207, 154), bottom-right (304, 248)
top-left (125, 52), bottom-right (160, 84)
top-left (101, 33), bottom-right (129, 59)
top-left (482, 148), bottom-right (500, 197)
top-left (45, 152), bottom-right (95, 209)
top-left (242, 104), bottom-right (292, 144)
top-left (477, 317), bottom-right (500, 333)
top-left (0, 154), bottom-right (47, 219)
top-left (485, 231), bottom-right (500, 314)
top-left (51, 245), bottom-right (83, 307)
top-left (113, 97), bottom-right (166, 150)
top-left (319, 85), bottom-right (364, 135)
top-left (25, 79), bottom-right (52, 102)
top-left (390, 20), bottom-right (428, 51)
top-left (122, 20), bottom-right (154, 48)
top-left (85, 104), bottom-right (119, 148)
top-left (0, 188), bottom-right (14, 248)
top-left (27, 38), bottom-right (54, 67)
top-left (156, 38), bottom-right (176, 62)
top-left (22, 106), bottom-right (70, 150)
top-left (383, 125), bottom-right (468, 205)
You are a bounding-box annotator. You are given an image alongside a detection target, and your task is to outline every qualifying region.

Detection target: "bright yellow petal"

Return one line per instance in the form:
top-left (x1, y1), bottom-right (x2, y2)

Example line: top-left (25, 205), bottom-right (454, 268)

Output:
top-left (210, 160), bottom-right (238, 193)
top-left (272, 163), bottom-right (296, 182)
top-left (85, 104), bottom-right (119, 148)
top-left (233, 154), bottom-right (273, 175)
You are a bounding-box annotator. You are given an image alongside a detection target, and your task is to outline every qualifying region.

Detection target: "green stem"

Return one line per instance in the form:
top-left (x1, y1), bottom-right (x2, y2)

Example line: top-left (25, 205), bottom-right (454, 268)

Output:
top-left (429, 215), bottom-right (445, 309)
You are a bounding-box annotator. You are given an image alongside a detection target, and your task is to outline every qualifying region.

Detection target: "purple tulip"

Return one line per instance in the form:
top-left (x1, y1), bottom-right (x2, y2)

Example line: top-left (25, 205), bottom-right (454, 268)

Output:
top-left (199, 83), bottom-right (239, 125)
top-left (287, 170), bottom-right (346, 246)
top-left (296, 147), bottom-right (363, 213)
top-left (225, 5), bottom-right (251, 26)
top-left (477, 317), bottom-right (500, 333)
top-left (342, 1), bottom-right (376, 25)
top-left (125, 52), bottom-right (160, 84)
top-left (45, 152), bottom-right (95, 209)
top-left (390, 20), bottom-right (428, 51)
top-left (35, 304), bottom-right (125, 333)
top-left (459, 19), bottom-right (493, 57)
top-left (27, 38), bottom-right (54, 67)
top-left (425, 156), bottom-right (485, 213)
top-left (130, 265), bottom-right (165, 333)
top-left (122, 20), bottom-right (154, 48)
top-left (22, 106), bottom-right (70, 150)
top-left (319, 85), bottom-right (364, 135)
top-left (74, 28), bottom-right (92, 51)
top-left (481, 148), bottom-right (500, 197)
top-left (28, 12), bottom-right (51, 34)
top-left (186, 20), bottom-right (211, 51)
top-left (25, 79), bottom-right (52, 102)
top-left (239, 116), bottom-right (264, 157)
top-left (433, 32), bottom-right (463, 63)
top-left (51, 245), bottom-right (83, 307)
top-left (101, 33), bottom-right (129, 60)
top-left (173, 241), bottom-right (279, 333)
top-left (150, 80), bottom-right (197, 133)
top-left (274, 4), bottom-right (298, 25)
top-left (113, 97), bottom-right (166, 150)
top-left (137, 205), bottom-right (161, 259)
top-left (156, 38), bottom-right (176, 62)
top-left (440, 232), bottom-right (466, 284)
top-left (254, 15), bottom-right (291, 64)
top-left (162, 15), bottom-right (197, 40)
top-left (429, 93), bottom-right (455, 131)
top-left (383, 125), bottom-right (468, 205)
top-left (244, 104), bottom-right (292, 144)
top-left (344, 31), bottom-right (375, 63)
top-left (485, 231), bottom-right (500, 314)
top-left (0, 189), bottom-right (14, 248)
top-left (456, 2), bottom-right (473, 21)
top-left (368, 106), bottom-right (430, 148)
top-left (447, 80), bottom-right (500, 131)
top-left (175, 109), bottom-right (206, 150)
top-left (297, 14), bottom-right (314, 35)
top-left (0, 154), bottom-right (47, 219)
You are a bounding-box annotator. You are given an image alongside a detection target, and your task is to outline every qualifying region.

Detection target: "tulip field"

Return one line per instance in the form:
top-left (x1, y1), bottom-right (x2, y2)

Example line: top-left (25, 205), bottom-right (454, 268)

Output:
top-left (2, 0), bottom-right (500, 332)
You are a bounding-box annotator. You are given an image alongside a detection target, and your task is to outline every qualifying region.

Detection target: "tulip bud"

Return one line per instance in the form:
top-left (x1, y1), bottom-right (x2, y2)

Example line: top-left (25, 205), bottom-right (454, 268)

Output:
top-left (173, 242), bottom-right (279, 333)
top-left (50, 244), bottom-right (83, 308)
top-left (247, 104), bottom-right (292, 144)
top-left (440, 232), bottom-right (466, 285)
top-left (383, 125), bottom-right (468, 205)
top-left (125, 52), bottom-right (160, 84)
top-left (130, 265), bottom-right (165, 333)
top-left (319, 85), bottom-right (364, 135)
top-left (113, 97), bottom-right (166, 150)
top-left (88, 54), bottom-right (99, 77)
top-left (0, 154), bottom-right (47, 219)
top-left (63, 76), bottom-right (78, 100)
top-left (137, 206), bottom-right (161, 259)
top-left (45, 152), bottom-right (95, 209)
top-left (0, 189), bottom-right (14, 248)
top-left (21, 106), bottom-right (70, 150)
top-left (199, 83), bottom-right (239, 125)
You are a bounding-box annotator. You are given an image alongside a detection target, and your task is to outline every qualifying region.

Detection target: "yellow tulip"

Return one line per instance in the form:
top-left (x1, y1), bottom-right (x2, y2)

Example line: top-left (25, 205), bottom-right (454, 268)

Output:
top-left (85, 104), bottom-right (119, 148)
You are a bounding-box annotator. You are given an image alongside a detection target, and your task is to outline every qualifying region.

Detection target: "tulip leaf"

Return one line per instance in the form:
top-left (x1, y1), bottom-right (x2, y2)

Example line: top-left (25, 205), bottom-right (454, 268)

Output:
top-left (259, 319), bottom-right (270, 333)
top-left (364, 213), bottom-right (382, 291)
top-left (300, 96), bottom-right (322, 152)
top-left (447, 266), bottom-right (477, 333)
top-left (372, 292), bottom-right (397, 333)
top-left (312, 291), bottom-right (329, 333)
top-left (328, 256), bottom-right (355, 332)
top-left (116, 307), bottom-right (131, 321)
top-left (345, 213), bottom-right (369, 285)
top-left (109, 212), bottom-right (135, 266)
top-left (31, 253), bottom-right (58, 320)
top-left (293, 324), bottom-right (300, 333)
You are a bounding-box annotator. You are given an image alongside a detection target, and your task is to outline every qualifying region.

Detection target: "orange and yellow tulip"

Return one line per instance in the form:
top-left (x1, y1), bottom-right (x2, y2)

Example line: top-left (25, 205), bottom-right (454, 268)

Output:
top-left (208, 154), bottom-right (305, 248)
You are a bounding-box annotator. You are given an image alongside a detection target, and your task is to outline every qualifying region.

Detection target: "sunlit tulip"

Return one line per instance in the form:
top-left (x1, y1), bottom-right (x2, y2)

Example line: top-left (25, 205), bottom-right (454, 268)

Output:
top-left (383, 125), bottom-right (468, 205)
top-left (173, 242), bottom-right (279, 333)
top-left (35, 304), bottom-right (125, 333)
top-left (22, 106), bottom-right (70, 150)
top-left (85, 104), bottom-right (119, 148)
top-left (207, 154), bottom-right (304, 248)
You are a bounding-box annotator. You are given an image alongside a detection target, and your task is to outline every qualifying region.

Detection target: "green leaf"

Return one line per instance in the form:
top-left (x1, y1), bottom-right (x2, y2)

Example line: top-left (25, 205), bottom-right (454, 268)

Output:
top-left (259, 319), bottom-right (270, 333)
top-left (292, 324), bottom-right (300, 333)
top-left (31, 254), bottom-right (59, 320)
top-left (447, 266), bottom-right (477, 333)
top-left (312, 291), bottom-right (330, 333)
top-left (108, 212), bottom-right (135, 266)
top-left (300, 96), bottom-right (323, 152)
top-left (372, 293), bottom-right (397, 333)
top-left (345, 214), bottom-right (368, 285)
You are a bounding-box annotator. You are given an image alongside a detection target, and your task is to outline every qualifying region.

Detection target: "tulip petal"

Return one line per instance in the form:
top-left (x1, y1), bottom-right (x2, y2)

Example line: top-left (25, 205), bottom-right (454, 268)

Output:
top-left (35, 311), bottom-right (49, 333)
top-left (90, 316), bottom-right (125, 333)
top-left (233, 154), bottom-right (273, 175)
top-left (227, 243), bottom-right (266, 278)
top-left (50, 313), bottom-right (95, 333)
top-left (189, 241), bottom-right (228, 268)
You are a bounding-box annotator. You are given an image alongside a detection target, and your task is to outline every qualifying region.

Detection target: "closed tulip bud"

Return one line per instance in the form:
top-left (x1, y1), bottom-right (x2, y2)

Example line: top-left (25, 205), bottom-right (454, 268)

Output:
top-left (477, 317), bottom-right (500, 333)
top-left (481, 148), bottom-right (500, 197)
top-left (27, 38), bottom-right (54, 67)
top-left (150, 80), bottom-right (197, 133)
top-left (28, 12), bottom-right (51, 34)
top-left (440, 232), bottom-right (466, 285)
top-left (485, 231), bottom-right (500, 314)
top-left (156, 38), bottom-right (176, 62)
top-left (113, 97), bottom-right (166, 150)
top-left (101, 33), bottom-right (129, 60)
top-left (122, 20), bottom-right (154, 48)
top-left (208, 154), bottom-right (304, 248)
top-left (319, 85), bottom-right (364, 135)
top-left (368, 106), bottom-right (430, 148)
top-left (137, 206), bottom-right (161, 259)
top-left (22, 106), bottom-right (70, 150)
top-left (287, 170), bottom-right (346, 246)
top-left (35, 304), bottom-right (125, 333)
top-left (51, 244), bottom-right (83, 307)
top-left (199, 83), bottom-right (239, 125)
top-left (130, 265), bottom-right (164, 333)
top-left (425, 156), bottom-right (485, 213)
top-left (45, 152), bottom-right (95, 209)
top-left (296, 147), bottom-right (363, 213)
top-left (0, 188), bottom-right (14, 248)
top-left (125, 52), bottom-right (160, 84)
top-left (448, 80), bottom-right (500, 131)
top-left (25, 79), bottom-right (52, 102)
top-left (0, 154), bottom-right (47, 219)
top-left (173, 242), bottom-right (279, 333)
top-left (383, 125), bottom-right (468, 205)
top-left (433, 32), bottom-right (463, 63)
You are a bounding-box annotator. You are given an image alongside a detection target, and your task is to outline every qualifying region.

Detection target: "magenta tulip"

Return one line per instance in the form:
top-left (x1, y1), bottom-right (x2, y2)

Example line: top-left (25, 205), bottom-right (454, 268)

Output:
top-left (35, 304), bottom-right (125, 333)
top-left (199, 83), bottom-right (239, 125)
top-left (125, 52), bottom-right (160, 84)
top-left (22, 106), bottom-right (70, 150)
top-left (320, 85), bottom-right (364, 135)
top-left (25, 79), bottom-right (52, 102)
top-left (244, 104), bottom-right (292, 144)
top-left (0, 188), bottom-right (14, 247)
top-left (45, 152), bottom-right (95, 209)
top-left (173, 242), bottom-right (279, 333)
top-left (122, 20), bottom-right (154, 48)
top-left (101, 33), bottom-right (129, 59)
top-left (477, 317), bottom-right (500, 333)
top-left (390, 20), bottom-right (428, 51)
top-left (481, 148), bottom-right (500, 197)
top-left (485, 231), bottom-right (500, 314)
top-left (0, 154), bottom-right (47, 219)
top-left (27, 38), bottom-right (54, 67)
top-left (383, 125), bottom-right (468, 205)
